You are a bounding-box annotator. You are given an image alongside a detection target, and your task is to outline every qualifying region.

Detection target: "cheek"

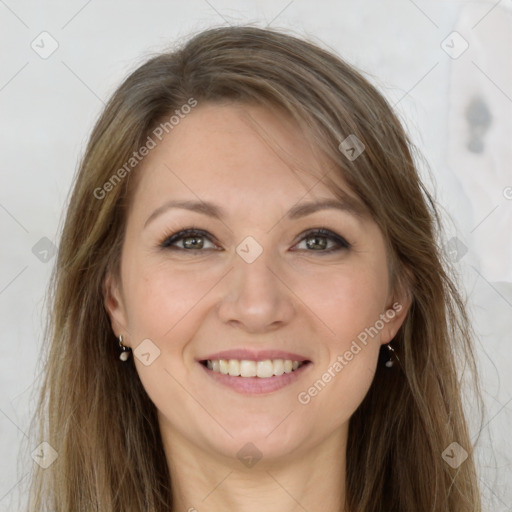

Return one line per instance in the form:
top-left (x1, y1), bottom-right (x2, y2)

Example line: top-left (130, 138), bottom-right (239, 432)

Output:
top-left (310, 263), bottom-right (389, 343)
top-left (120, 259), bottom-right (211, 425)
top-left (298, 284), bottom-right (382, 433)
top-left (122, 256), bottom-right (217, 340)
top-left (296, 262), bottom-right (387, 426)
top-left (305, 350), bottom-right (378, 431)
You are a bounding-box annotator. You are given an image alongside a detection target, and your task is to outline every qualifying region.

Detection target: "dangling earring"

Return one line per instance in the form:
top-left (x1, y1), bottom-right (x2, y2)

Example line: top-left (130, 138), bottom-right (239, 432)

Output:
top-left (384, 342), bottom-right (399, 368)
top-left (118, 335), bottom-right (131, 361)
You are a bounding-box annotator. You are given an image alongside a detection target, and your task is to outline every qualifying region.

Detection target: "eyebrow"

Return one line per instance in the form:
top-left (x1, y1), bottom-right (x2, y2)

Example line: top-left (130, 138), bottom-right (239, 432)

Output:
top-left (144, 196), bottom-right (368, 228)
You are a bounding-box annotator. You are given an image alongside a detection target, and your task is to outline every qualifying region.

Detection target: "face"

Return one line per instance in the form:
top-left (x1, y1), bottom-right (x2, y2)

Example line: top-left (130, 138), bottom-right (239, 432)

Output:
top-left (105, 102), bottom-right (409, 464)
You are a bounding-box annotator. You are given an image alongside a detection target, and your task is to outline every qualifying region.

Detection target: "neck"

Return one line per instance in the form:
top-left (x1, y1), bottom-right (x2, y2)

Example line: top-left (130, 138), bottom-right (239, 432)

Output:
top-left (160, 420), bottom-right (348, 512)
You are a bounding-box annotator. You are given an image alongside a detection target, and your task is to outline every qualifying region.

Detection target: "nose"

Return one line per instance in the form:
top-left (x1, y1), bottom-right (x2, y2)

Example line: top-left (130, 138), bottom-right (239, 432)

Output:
top-left (217, 250), bottom-right (296, 334)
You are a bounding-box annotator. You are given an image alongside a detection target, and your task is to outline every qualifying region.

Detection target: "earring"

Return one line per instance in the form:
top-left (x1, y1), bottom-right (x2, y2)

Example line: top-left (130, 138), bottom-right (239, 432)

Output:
top-left (384, 342), bottom-right (400, 368)
top-left (118, 335), bottom-right (132, 361)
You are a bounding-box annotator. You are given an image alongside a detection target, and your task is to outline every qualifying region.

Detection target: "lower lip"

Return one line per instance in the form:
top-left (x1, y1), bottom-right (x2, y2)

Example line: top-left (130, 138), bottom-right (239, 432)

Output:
top-left (200, 362), bottom-right (312, 394)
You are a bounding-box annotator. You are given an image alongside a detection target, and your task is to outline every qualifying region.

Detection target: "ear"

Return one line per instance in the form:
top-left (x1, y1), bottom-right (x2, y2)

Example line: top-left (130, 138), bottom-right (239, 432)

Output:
top-left (103, 271), bottom-right (130, 347)
top-left (379, 286), bottom-right (412, 345)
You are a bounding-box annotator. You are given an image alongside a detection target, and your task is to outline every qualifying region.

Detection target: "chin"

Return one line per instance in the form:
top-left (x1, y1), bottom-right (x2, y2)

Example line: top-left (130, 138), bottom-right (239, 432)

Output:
top-left (203, 414), bottom-right (315, 465)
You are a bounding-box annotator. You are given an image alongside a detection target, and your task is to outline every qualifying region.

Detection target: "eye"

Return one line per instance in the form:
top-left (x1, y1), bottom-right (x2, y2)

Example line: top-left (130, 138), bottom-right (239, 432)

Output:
top-left (293, 228), bottom-right (350, 253)
top-left (159, 227), bottom-right (350, 254)
top-left (159, 228), bottom-right (218, 251)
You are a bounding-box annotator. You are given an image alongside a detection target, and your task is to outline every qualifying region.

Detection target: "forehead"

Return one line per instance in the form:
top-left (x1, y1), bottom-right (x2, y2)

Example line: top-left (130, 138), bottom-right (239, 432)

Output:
top-left (130, 102), bottom-right (367, 219)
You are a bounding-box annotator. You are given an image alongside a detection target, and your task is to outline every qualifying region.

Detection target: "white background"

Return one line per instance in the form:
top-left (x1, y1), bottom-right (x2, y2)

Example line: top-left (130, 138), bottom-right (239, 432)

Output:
top-left (1, 0), bottom-right (511, 510)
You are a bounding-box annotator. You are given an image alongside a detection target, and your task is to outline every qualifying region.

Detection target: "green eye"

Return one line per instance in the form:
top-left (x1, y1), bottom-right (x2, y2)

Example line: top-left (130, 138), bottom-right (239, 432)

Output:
top-left (160, 229), bottom-right (217, 250)
top-left (294, 228), bottom-right (350, 253)
top-left (159, 227), bottom-right (350, 254)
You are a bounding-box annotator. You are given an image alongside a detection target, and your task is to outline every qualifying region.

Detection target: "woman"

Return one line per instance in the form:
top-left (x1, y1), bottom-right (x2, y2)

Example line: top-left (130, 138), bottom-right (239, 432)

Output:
top-left (27, 26), bottom-right (481, 511)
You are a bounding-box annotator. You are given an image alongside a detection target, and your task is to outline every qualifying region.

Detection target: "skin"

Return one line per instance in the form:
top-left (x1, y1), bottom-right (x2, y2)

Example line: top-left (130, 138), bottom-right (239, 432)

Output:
top-left (104, 102), bottom-right (410, 512)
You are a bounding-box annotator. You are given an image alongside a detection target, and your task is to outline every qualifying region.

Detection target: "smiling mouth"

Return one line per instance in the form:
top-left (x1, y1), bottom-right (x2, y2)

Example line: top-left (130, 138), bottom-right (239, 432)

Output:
top-left (200, 358), bottom-right (309, 378)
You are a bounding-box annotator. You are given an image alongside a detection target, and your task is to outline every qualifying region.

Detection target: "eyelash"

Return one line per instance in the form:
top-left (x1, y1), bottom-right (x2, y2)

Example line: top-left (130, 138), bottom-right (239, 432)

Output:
top-left (158, 227), bottom-right (351, 254)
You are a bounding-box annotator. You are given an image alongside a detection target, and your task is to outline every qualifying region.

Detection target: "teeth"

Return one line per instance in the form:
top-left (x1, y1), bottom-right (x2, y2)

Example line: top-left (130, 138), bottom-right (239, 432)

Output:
top-left (240, 360), bottom-right (257, 377)
top-left (205, 358), bottom-right (305, 378)
top-left (273, 359), bottom-right (284, 376)
top-left (219, 359), bottom-right (229, 375)
top-left (256, 360), bottom-right (273, 378)
top-left (228, 359), bottom-right (240, 376)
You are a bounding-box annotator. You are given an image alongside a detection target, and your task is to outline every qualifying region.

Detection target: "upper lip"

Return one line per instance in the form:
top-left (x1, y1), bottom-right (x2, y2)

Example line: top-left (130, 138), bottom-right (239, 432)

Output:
top-left (199, 349), bottom-right (310, 362)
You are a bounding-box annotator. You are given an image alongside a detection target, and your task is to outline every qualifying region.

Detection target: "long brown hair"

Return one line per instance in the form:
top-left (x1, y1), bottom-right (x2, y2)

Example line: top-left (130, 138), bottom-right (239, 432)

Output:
top-left (26, 25), bottom-right (481, 511)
